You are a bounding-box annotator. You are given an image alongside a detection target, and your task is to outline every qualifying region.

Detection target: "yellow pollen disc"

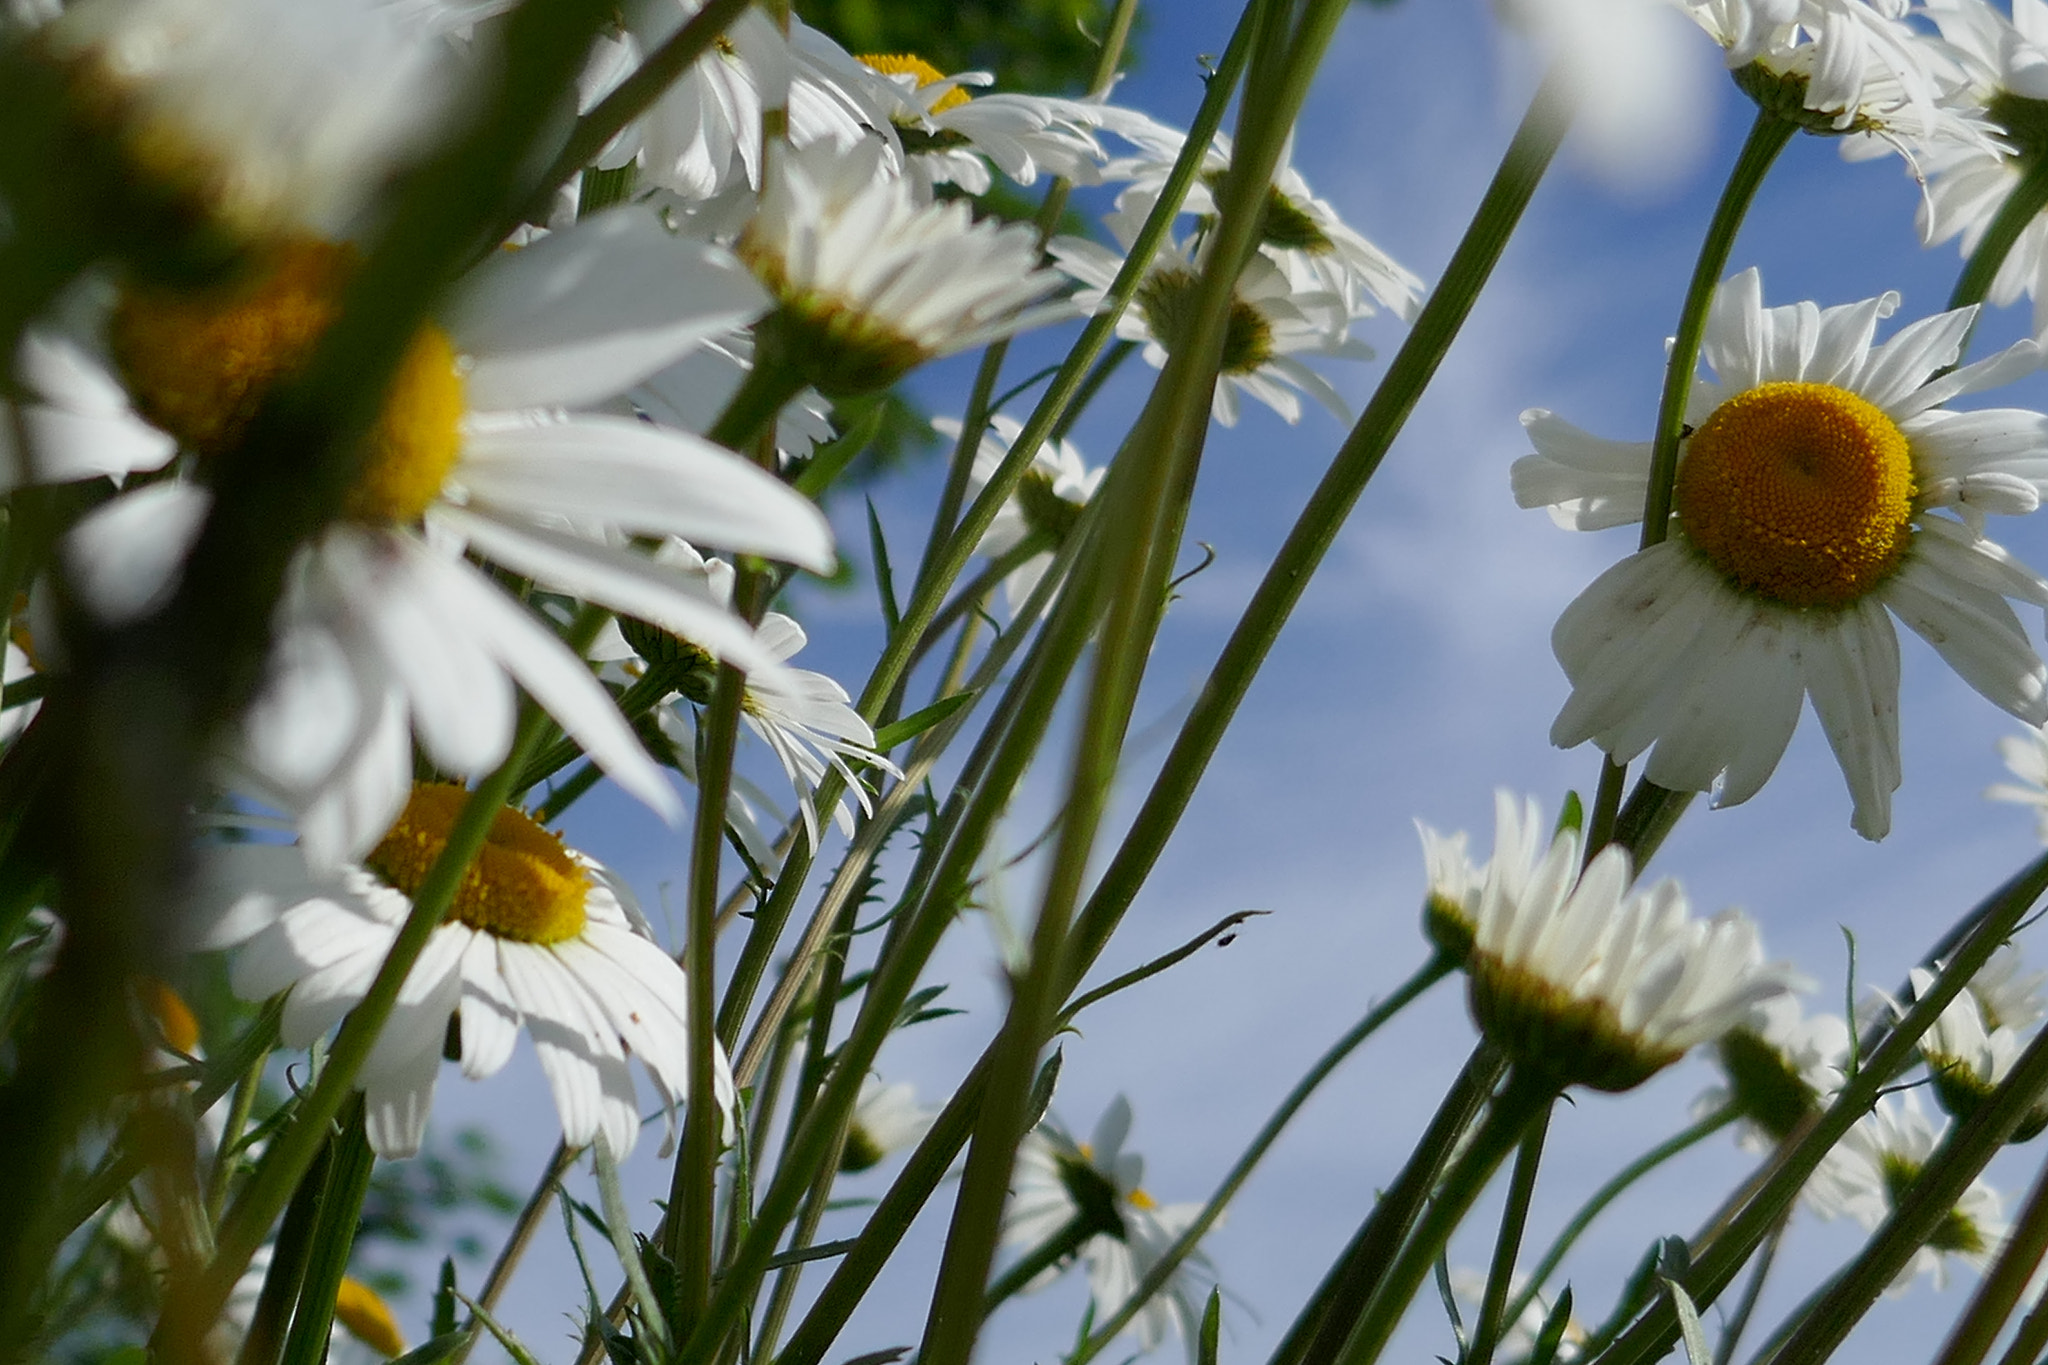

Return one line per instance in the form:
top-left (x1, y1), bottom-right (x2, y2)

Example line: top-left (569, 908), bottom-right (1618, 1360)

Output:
top-left (139, 977), bottom-right (201, 1055)
top-left (858, 52), bottom-right (973, 112)
top-left (109, 237), bottom-right (466, 523)
top-left (334, 1276), bottom-right (407, 1357)
top-left (366, 783), bottom-right (589, 946)
top-left (1676, 380), bottom-right (1915, 609)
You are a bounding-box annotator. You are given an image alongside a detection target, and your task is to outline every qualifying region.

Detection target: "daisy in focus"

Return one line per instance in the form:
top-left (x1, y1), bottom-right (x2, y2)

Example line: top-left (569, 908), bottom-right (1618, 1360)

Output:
top-left (1513, 267), bottom-right (2048, 839)
top-left (1001, 1094), bottom-right (1218, 1355)
top-left (198, 783), bottom-right (734, 1159)
top-left (58, 207), bottom-right (834, 866)
top-left (1457, 790), bottom-right (1806, 1093)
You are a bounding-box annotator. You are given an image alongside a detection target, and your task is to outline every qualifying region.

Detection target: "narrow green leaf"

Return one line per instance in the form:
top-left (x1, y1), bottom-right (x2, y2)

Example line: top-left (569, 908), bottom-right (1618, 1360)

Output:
top-left (432, 1259), bottom-right (458, 1340)
top-left (867, 498), bottom-right (901, 635)
top-left (838, 1349), bottom-right (910, 1365)
top-left (1198, 1289), bottom-right (1222, 1365)
top-left (593, 1134), bottom-right (671, 1352)
top-left (1554, 792), bottom-right (1584, 839)
top-left (456, 1293), bottom-right (546, 1365)
top-left (390, 1329), bottom-right (474, 1365)
top-left (1526, 1286), bottom-right (1574, 1365)
top-left (794, 397), bottom-right (887, 500)
top-left (1663, 1277), bottom-right (1711, 1365)
top-left (1433, 1249), bottom-right (1466, 1350)
top-left (1026, 1047), bottom-right (1063, 1132)
top-left (870, 689), bottom-right (981, 752)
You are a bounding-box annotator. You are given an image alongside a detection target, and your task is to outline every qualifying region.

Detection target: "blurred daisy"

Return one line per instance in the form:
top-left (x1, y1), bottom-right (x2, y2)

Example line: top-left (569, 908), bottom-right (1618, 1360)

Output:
top-left (1696, 994), bottom-right (1849, 1150)
top-left (34, 0), bottom-right (450, 238)
top-left (66, 207), bottom-right (833, 865)
top-left (841, 1075), bottom-right (935, 1173)
top-left (199, 783), bottom-right (734, 1158)
top-left (1461, 790), bottom-right (1806, 1093)
top-left (1897, 964), bottom-right (2048, 1137)
top-left (1003, 1095), bottom-right (1218, 1354)
top-left (1990, 721), bottom-right (2048, 842)
top-left (0, 329), bottom-right (177, 490)
top-left (935, 413), bottom-right (1103, 616)
top-left (738, 140), bottom-right (1075, 396)
top-left (1051, 227), bottom-right (1364, 426)
top-left (1514, 267), bottom-right (2048, 839)
top-left (1916, 0), bottom-right (2048, 332)
top-left (1809, 1091), bottom-right (2006, 1290)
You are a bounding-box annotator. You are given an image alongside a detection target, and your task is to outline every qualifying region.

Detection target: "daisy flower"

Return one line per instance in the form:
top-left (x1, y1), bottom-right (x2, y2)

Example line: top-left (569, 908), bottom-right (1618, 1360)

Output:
top-left (594, 539), bottom-right (894, 843)
top-left (737, 139), bottom-right (1076, 397)
top-left (1458, 789), bottom-right (1807, 1092)
top-left (935, 412), bottom-right (1104, 616)
top-left (1696, 994), bottom-right (1850, 1149)
top-left (1915, 0), bottom-right (2048, 331)
top-left (1414, 791), bottom-right (1549, 967)
top-left (198, 783), bottom-right (735, 1159)
top-left (1101, 130), bottom-right (1425, 327)
top-left (1003, 1095), bottom-right (1218, 1355)
top-left (1513, 267), bottom-right (2048, 839)
top-left (1809, 1091), bottom-right (2006, 1290)
top-left (1050, 226), bottom-right (1364, 427)
top-left (841, 1074), bottom-right (936, 1173)
top-left (32, 0), bottom-right (450, 240)
top-left (62, 206), bottom-right (834, 866)
top-left (1896, 964), bottom-right (2048, 1136)
top-left (1989, 721), bottom-right (2048, 843)
top-left (0, 329), bottom-right (176, 490)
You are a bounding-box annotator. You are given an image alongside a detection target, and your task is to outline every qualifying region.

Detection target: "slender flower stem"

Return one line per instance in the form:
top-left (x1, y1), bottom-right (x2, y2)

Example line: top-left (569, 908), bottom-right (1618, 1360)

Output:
top-left (1068, 956), bottom-right (1455, 1365)
top-left (1933, 1141), bottom-right (2048, 1365)
top-left (1469, 1099), bottom-right (1555, 1365)
top-left (1506, 1106), bottom-right (1736, 1329)
top-left (1638, 109), bottom-right (1795, 549)
top-left (277, 1100), bottom-right (377, 1365)
top-left (1948, 154), bottom-right (2048, 315)
top-left (1280, 1043), bottom-right (1509, 1365)
top-left (1586, 846), bottom-right (2048, 1365)
top-left (232, 1137), bottom-right (332, 1365)
top-left (982, 1215), bottom-right (1095, 1316)
top-left (909, 532), bottom-right (1054, 672)
top-left (1585, 757), bottom-right (1629, 866)
top-left (1334, 1069), bottom-right (1560, 1365)
top-left (1714, 1216), bottom-right (1786, 1365)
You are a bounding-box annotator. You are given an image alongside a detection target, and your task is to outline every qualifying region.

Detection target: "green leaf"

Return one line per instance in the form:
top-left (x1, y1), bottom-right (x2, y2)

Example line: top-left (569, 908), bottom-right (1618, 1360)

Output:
top-left (1198, 1289), bottom-right (1222, 1365)
top-left (838, 1350), bottom-right (910, 1365)
top-left (1026, 1047), bottom-right (1063, 1132)
top-left (457, 1293), bottom-right (546, 1365)
top-left (1554, 791), bottom-right (1584, 839)
top-left (1526, 1286), bottom-right (1574, 1365)
top-left (867, 498), bottom-right (901, 635)
top-left (432, 1259), bottom-right (458, 1339)
top-left (391, 1329), bottom-right (475, 1365)
top-left (1663, 1277), bottom-right (1711, 1365)
top-left (1432, 1249), bottom-right (1465, 1351)
top-left (871, 689), bottom-right (981, 752)
top-left (795, 395), bottom-right (889, 501)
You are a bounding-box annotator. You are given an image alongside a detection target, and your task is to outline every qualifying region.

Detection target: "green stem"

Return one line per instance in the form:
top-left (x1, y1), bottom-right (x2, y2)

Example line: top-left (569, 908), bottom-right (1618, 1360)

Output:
top-left (232, 1135), bottom-right (331, 1365)
top-left (1759, 1015), bottom-right (2048, 1365)
top-left (1280, 1043), bottom-right (1509, 1365)
top-left (534, 760), bottom-right (605, 823)
top-left (276, 1100), bottom-right (377, 1365)
top-left (1586, 846), bottom-right (2048, 1365)
top-left (1068, 957), bottom-right (1454, 1365)
top-left (908, 531), bottom-right (1054, 672)
top-left (1713, 1216), bottom-right (1785, 1365)
top-left (1610, 780), bottom-right (1695, 872)
top-left (206, 1044), bottom-right (271, 1222)
top-left (706, 355), bottom-right (809, 455)
top-left (1949, 154), bottom-right (2048, 314)
top-left (1469, 1100), bottom-right (1555, 1365)
top-left (1052, 340), bottom-right (1139, 442)
top-left (1993, 1217), bottom-right (2048, 1365)
top-left (1638, 110), bottom-right (1795, 549)
top-left (1061, 61), bottom-right (1573, 1012)
top-left (1335, 1070), bottom-right (1560, 1365)
top-left (1506, 1107), bottom-right (1736, 1329)
top-left (1585, 758), bottom-right (1628, 864)
top-left (983, 1214), bottom-right (1095, 1316)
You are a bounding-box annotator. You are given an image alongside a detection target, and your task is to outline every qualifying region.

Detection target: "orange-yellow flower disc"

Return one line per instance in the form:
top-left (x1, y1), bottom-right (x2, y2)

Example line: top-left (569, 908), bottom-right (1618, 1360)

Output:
top-left (366, 783), bottom-right (589, 945)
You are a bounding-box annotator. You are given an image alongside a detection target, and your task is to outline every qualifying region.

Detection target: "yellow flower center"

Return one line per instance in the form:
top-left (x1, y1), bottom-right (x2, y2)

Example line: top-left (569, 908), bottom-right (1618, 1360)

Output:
top-left (334, 1276), bottom-right (406, 1357)
top-left (858, 52), bottom-right (973, 113)
top-left (109, 238), bottom-right (466, 523)
top-left (1675, 380), bottom-right (1915, 609)
top-left (139, 977), bottom-right (201, 1056)
top-left (365, 783), bottom-right (589, 945)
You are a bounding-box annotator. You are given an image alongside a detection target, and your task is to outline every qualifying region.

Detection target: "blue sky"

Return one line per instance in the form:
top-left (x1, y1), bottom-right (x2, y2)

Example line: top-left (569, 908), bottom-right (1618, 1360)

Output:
top-left (418, 3), bottom-right (2048, 1361)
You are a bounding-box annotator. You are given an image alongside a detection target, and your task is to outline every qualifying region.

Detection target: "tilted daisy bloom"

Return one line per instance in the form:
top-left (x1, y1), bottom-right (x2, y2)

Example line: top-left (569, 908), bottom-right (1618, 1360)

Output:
top-left (1415, 790), bottom-right (1550, 967)
top-left (1460, 789), bottom-right (1807, 1092)
top-left (1809, 1091), bottom-right (2006, 1291)
top-left (1101, 131), bottom-right (1425, 327)
top-left (1003, 1095), bottom-right (1218, 1355)
top-left (841, 1074), bottom-right (936, 1173)
top-left (1051, 226), bottom-right (1364, 426)
top-left (737, 140), bottom-right (1076, 397)
top-left (850, 52), bottom-right (1139, 196)
top-left (62, 207), bottom-right (834, 866)
top-left (1695, 994), bottom-right (1850, 1150)
top-left (31, 0), bottom-right (451, 240)
top-left (934, 413), bottom-right (1104, 616)
top-left (198, 783), bottom-right (735, 1158)
top-left (1915, 0), bottom-right (2048, 332)
top-left (594, 539), bottom-right (894, 843)
top-left (1514, 268), bottom-right (2048, 839)
top-left (1897, 964), bottom-right (2048, 1138)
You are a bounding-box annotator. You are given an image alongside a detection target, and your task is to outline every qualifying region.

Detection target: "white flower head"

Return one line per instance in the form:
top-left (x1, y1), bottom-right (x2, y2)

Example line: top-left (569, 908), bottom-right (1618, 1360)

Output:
top-left (1461, 789), bottom-right (1809, 1092)
top-left (1003, 1095), bottom-right (1219, 1356)
top-left (63, 208), bottom-right (835, 867)
top-left (1514, 267), bottom-right (2048, 840)
top-left (1697, 994), bottom-right (1851, 1149)
top-left (841, 1074), bottom-right (936, 1173)
top-left (1989, 721), bottom-right (2048, 844)
top-left (198, 785), bottom-right (736, 1159)
top-left (934, 413), bottom-right (1103, 616)
top-left (1050, 226), bottom-right (1366, 427)
top-left (1810, 1091), bottom-right (2006, 1289)
top-left (738, 140), bottom-right (1076, 396)
top-left (36, 0), bottom-right (452, 238)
